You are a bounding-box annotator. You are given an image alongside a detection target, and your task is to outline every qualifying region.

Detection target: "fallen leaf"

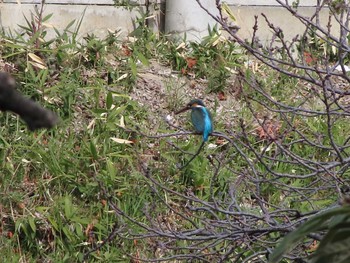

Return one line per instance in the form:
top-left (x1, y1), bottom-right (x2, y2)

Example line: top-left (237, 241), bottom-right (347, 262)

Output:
top-left (215, 137), bottom-right (226, 145)
top-left (18, 202), bottom-right (25, 209)
top-left (189, 81), bottom-right (196, 89)
top-left (7, 231), bottom-right (13, 238)
top-left (116, 73), bottom-right (128, 82)
top-left (304, 52), bottom-right (316, 64)
top-left (176, 42), bottom-right (186, 50)
top-left (28, 53), bottom-right (47, 69)
top-left (111, 137), bottom-right (134, 144)
top-left (85, 223), bottom-right (94, 237)
top-left (186, 57), bottom-right (197, 69)
top-left (120, 116), bottom-right (125, 128)
top-left (218, 91), bottom-right (227, 101)
top-left (122, 44), bottom-right (132, 56)
top-left (28, 61), bottom-right (47, 70)
top-left (256, 119), bottom-right (281, 140)
top-left (87, 119), bottom-right (95, 130)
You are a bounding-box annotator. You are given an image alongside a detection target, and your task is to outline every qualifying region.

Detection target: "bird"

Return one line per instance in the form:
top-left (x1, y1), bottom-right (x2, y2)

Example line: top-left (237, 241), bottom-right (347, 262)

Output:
top-left (176, 99), bottom-right (213, 142)
top-left (175, 99), bottom-right (214, 169)
top-left (0, 72), bottom-right (59, 131)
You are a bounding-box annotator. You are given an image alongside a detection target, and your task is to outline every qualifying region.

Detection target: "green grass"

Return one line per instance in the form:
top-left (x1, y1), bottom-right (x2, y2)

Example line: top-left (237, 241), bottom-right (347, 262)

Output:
top-left (0, 5), bottom-right (349, 263)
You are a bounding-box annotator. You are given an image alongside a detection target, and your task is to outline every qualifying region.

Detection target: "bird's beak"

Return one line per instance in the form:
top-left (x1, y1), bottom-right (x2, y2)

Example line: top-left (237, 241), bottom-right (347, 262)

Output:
top-left (175, 105), bottom-right (190, 115)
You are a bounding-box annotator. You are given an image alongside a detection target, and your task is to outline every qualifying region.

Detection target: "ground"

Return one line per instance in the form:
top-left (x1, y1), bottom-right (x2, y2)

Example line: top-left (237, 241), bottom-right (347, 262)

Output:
top-left (130, 59), bottom-right (242, 135)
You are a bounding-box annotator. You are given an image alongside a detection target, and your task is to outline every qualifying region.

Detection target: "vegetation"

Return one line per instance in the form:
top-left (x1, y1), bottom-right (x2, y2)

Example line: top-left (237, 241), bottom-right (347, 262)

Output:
top-left (1, 1), bottom-right (350, 263)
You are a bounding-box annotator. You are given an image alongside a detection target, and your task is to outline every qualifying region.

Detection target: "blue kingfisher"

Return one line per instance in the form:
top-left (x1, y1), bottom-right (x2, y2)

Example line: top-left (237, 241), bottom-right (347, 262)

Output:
top-left (176, 99), bottom-right (213, 142)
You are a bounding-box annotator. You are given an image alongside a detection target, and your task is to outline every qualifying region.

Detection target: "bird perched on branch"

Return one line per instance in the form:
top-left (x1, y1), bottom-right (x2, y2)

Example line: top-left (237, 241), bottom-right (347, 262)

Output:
top-left (176, 99), bottom-right (213, 142)
top-left (175, 99), bottom-right (214, 169)
top-left (0, 72), bottom-right (58, 131)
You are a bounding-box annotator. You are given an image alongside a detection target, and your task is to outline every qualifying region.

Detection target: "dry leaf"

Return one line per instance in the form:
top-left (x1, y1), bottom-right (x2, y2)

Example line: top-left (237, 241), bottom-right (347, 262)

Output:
top-left (111, 137), bottom-right (134, 144)
top-left (28, 61), bottom-right (47, 70)
top-left (120, 116), bottom-right (125, 128)
top-left (176, 42), bottom-right (186, 50)
top-left (116, 73), bottom-right (128, 82)
top-left (256, 119), bottom-right (281, 140)
top-left (28, 53), bottom-right (46, 65)
top-left (122, 44), bottom-right (132, 56)
top-left (304, 52), bottom-right (316, 65)
top-left (218, 91), bottom-right (227, 101)
top-left (186, 57), bottom-right (197, 69)
top-left (7, 231), bottom-right (13, 238)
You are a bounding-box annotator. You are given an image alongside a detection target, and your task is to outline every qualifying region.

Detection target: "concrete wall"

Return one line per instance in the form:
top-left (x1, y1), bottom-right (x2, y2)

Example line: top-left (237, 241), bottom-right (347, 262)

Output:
top-left (0, 1), bottom-right (335, 43)
top-left (3, 0), bottom-right (147, 4)
top-left (227, 0), bottom-right (316, 6)
top-left (165, 0), bottom-right (334, 42)
top-left (0, 1), bottom-right (161, 40)
top-left (231, 5), bottom-right (335, 44)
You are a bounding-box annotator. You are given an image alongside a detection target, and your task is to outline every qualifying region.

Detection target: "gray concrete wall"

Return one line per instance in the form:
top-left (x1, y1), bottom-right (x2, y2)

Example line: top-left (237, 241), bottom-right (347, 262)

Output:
top-left (0, 1), bottom-right (161, 40)
top-left (165, 0), bottom-right (332, 42)
top-left (228, 0), bottom-right (316, 6)
top-left (3, 0), bottom-right (146, 4)
top-left (230, 5), bottom-right (335, 44)
top-left (0, 1), bottom-right (336, 43)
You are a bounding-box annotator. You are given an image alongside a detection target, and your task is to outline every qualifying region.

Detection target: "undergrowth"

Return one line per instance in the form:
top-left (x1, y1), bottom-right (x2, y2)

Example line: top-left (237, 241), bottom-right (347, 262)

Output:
top-left (0, 2), bottom-right (346, 263)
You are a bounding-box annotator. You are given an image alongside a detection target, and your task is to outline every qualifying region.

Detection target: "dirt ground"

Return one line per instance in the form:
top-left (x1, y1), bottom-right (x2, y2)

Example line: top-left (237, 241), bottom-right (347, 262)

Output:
top-left (131, 59), bottom-right (242, 133)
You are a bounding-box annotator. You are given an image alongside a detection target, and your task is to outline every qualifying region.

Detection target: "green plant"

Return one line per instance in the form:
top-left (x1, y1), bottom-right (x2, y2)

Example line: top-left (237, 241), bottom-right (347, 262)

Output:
top-left (3, 1), bottom-right (348, 262)
top-left (270, 206), bottom-right (350, 263)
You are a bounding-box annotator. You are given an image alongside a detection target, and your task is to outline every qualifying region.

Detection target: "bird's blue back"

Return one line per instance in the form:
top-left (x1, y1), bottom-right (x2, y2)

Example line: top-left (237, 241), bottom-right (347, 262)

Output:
top-left (191, 107), bottom-right (213, 142)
